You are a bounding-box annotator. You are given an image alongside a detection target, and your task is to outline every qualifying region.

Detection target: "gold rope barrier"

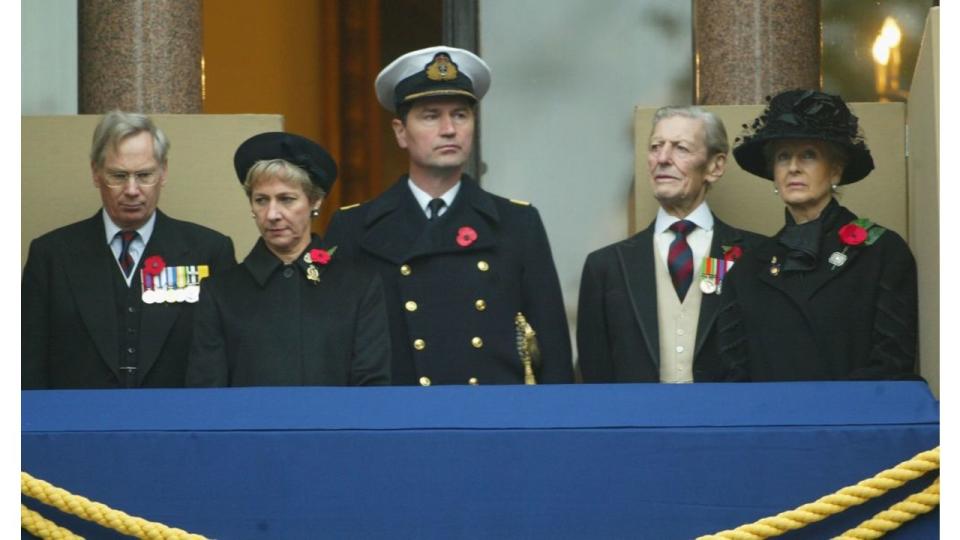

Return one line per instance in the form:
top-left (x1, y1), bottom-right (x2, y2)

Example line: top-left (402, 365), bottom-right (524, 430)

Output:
top-left (835, 477), bottom-right (940, 540)
top-left (697, 447), bottom-right (940, 540)
top-left (21, 471), bottom-right (207, 540)
top-left (21, 504), bottom-right (84, 540)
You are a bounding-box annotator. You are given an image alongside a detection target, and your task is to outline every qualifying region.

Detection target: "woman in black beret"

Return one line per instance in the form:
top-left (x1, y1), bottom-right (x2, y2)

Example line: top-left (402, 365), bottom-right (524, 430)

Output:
top-left (186, 132), bottom-right (391, 386)
top-left (720, 90), bottom-right (918, 381)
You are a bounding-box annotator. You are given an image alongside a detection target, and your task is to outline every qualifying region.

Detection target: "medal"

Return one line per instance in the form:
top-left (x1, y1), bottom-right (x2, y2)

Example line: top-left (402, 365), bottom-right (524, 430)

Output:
top-left (716, 257), bottom-right (728, 295)
top-left (186, 265), bottom-right (200, 286)
top-left (185, 285), bottom-right (200, 303)
top-left (141, 270), bottom-right (157, 303)
top-left (699, 256), bottom-right (718, 294)
top-left (700, 278), bottom-right (717, 294)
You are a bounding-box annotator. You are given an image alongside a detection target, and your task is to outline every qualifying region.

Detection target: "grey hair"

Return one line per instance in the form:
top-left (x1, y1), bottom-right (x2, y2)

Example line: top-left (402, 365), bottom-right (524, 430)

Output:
top-left (90, 110), bottom-right (170, 168)
top-left (651, 106), bottom-right (729, 157)
top-left (243, 159), bottom-right (326, 203)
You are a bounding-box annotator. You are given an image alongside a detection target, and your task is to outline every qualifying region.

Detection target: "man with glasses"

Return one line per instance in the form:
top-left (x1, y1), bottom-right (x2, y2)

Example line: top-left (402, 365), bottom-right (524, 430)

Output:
top-left (22, 110), bottom-right (236, 389)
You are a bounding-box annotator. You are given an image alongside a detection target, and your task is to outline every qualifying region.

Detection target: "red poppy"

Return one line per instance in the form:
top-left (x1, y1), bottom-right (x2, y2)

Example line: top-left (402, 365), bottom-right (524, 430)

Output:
top-left (143, 255), bottom-right (166, 276)
top-left (723, 245), bottom-right (743, 262)
top-left (309, 248), bottom-right (332, 265)
top-left (838, 223), bottom-right (868, 246)
top-left (456, 226), bottom-right (478, 247)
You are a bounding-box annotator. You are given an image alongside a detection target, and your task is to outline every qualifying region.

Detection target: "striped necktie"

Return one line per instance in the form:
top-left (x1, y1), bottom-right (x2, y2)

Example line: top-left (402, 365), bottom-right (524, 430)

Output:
top-left (117, 230), bottom-right (138, 277)
top-left (667, 220), bottom-right (695, 301)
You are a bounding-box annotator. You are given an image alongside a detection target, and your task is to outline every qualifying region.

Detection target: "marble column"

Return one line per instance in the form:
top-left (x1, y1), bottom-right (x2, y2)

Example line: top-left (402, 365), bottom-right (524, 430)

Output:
top-left (694, 0), bottom-right (820, 105)
top-left (79, 0), bottom-right (202, 113)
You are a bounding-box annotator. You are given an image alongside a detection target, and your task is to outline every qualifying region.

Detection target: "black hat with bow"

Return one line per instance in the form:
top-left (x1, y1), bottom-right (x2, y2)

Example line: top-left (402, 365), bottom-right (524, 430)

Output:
top-left (732, 89), bottom-right (875, 184)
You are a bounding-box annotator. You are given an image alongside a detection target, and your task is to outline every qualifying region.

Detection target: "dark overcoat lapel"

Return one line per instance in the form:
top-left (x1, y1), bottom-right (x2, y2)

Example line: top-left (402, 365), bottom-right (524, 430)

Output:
top-left (614, 224), bottom-right (659, 368)
top-left (408, 181), bottom-right (499, 259)
top-left (695, 217), bottom-right (752, 358)
top-left (137, 211), bottom-right (192, 382)
top-left (359, 180), bottom-right (425, 264)
top-left (62, 213), bottom-right (121, 378)
top-left (359, 177), bottom-right (500, 263)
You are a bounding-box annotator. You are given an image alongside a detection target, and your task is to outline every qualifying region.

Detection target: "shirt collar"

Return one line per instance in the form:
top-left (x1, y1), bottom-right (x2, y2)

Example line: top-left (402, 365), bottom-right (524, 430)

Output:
top-left (407, 178), bottom-right (461, 216)
top-left (655, 201), bottom-right (714, 234)
top-left (102, 209), bottom-right (157, 244)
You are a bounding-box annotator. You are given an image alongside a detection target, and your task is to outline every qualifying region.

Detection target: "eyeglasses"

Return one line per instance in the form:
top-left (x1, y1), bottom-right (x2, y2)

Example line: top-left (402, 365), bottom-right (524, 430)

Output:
top-left (101, 169), bottom-right (162, 188)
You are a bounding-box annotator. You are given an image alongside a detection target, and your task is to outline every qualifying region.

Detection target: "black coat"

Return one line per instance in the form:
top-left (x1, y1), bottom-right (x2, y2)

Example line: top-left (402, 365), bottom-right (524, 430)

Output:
top-left (186, 236), bottom-right (391, 387)
top-left (719, 201), bottom-right (919, 380)
top-left (22, 210), bottom-right (236, 389)
top-left (577, 216), bottom-right (765, 382)
top-left (324, 176), bottom-right (573, 385)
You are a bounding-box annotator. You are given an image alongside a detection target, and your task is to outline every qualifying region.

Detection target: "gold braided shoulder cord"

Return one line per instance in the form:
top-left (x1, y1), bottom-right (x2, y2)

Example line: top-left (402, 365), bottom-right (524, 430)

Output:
top-left (697, 447), bottom-right (940, 540)
top-left (22, 471), bottom-right (207, 540)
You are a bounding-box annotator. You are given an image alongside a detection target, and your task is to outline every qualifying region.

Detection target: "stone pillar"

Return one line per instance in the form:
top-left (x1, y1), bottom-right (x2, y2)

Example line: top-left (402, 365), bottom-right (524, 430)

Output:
top-left (79, 0), bottom-right (202, 113)
top-left (694, 0), bottom-right (820, 105)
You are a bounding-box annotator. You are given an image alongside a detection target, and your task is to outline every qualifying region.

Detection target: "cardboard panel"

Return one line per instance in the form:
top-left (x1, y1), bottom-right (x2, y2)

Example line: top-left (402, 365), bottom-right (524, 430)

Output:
top-left (633, 103), bottom-right (907, 238)
top-left (21, 114), bottom-right (284, 267)
top-left (907, 7), bottom-right (939, 397)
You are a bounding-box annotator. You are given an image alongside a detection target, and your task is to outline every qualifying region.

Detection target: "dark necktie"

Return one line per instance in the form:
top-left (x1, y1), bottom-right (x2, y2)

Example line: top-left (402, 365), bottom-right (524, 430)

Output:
top-left (117, 230), bottom-right (138, 277)
top-left (667, 220), bottom-right (695, 301)
top-left (427, 198), bottom-right (446, 221)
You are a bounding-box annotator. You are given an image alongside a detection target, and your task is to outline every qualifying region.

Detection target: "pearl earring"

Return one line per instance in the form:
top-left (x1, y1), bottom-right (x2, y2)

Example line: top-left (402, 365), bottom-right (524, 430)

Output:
top-left (831, 184), bottom-right (838, 192)
top-left (773, 188), bottom-right (779, 195)
top-left (310, 209), bottom-right (320, 217)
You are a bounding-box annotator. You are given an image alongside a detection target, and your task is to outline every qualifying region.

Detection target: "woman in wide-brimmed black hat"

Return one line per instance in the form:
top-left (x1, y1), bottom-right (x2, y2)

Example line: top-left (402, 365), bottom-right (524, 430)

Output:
top-left (186, 132), bottom-right (391, 387)
top-left (719, 89), bottom-right (918, 381)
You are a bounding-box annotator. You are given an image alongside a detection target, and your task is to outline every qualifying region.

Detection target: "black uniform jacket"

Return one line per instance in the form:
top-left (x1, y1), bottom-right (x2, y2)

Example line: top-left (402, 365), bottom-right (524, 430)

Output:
top-left (22, 210), bottom-right (236, 388)
top-left (324, 175), bottom-right (573, 386)
top-left (719, 201), bottom-right (918, 381)
top-left (577, 216), bottom-right (765, 382)
top-left (186, 235), bottom-right (391, 387)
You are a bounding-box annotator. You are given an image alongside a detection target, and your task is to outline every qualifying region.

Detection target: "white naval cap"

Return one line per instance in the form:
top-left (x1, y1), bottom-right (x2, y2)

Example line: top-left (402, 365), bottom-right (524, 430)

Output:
top-left (374, 45), bottom-right (491, 113)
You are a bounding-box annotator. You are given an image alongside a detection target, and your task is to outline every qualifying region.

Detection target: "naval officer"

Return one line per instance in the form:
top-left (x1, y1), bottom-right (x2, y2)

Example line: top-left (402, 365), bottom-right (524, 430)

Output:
top-left (324, 46), bottom-right (573, 386)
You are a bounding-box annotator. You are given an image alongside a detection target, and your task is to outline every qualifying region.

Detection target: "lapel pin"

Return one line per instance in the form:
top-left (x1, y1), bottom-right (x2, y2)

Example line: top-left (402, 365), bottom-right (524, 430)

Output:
top-left (828, 251), bottom-right (848, 269)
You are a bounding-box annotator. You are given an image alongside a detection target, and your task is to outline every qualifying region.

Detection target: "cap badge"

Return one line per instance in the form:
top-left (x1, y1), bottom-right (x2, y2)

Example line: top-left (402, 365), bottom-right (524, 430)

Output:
top-left (426, 53), bottom-right (458, 81)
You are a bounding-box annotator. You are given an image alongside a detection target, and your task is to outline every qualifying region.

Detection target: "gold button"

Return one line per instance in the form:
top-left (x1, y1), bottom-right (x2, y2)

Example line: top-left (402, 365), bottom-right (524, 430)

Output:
top-left (419, 376), bottom-right (431, 386)
top-left (405, 301), bottom-right (418, 312)
top-left (400, 264), bottom-right (412, 276)
top-left (474, 299), bottom-right (486, 311)
top-left (413, 339), bottom-right (426, 350)
top-left (477, 260), bottom-right (489, 272)
top-left (468, 377), bottom-right (479, 385)
top-left (471, 337), bottom-right (483, 348)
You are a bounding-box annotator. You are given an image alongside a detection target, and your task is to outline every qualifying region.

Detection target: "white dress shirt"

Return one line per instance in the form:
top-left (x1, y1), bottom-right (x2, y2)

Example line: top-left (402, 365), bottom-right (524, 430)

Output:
top-left (408, 178), bottom-right (461, 219)
top-left (653, 201), bottom-right (714, 274)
